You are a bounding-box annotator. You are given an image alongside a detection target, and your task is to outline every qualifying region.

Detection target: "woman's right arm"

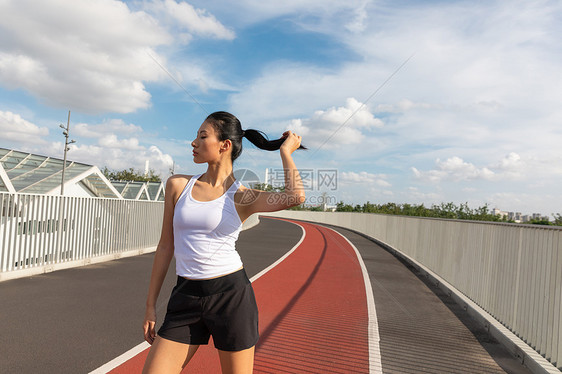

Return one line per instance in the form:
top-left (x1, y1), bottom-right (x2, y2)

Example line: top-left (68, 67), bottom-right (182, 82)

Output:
top-left (143, 176), bottom-right (183, 344)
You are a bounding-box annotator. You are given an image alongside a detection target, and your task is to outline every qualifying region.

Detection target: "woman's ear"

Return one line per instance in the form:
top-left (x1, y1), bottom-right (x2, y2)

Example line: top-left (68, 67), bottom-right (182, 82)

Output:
top-left (220, 139), bottom-right (232, 153)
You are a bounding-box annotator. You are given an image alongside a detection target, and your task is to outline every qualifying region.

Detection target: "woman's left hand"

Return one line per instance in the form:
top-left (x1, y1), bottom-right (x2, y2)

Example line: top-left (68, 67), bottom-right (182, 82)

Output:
top-left (280, 131), bottom-right (302, 155)
top-left (143, 306), bottom-right (157, 345)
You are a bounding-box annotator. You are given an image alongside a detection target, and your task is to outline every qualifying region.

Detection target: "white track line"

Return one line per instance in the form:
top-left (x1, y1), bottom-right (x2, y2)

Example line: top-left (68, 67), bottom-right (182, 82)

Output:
top-left (318, 224), bottom-right (384, 374)
top-left (249, 221), bottom-right (305, 283)
top-left (89, 218), bottom-right (306, 374)
top-left (89, 341), bottom-right (149, 374)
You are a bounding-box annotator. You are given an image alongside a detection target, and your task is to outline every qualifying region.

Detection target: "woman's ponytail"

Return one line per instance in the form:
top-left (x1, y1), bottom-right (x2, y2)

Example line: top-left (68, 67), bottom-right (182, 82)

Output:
top-left (204, 111), bottom-right (306, 163)
top-left (243, 129), bottom-right (307, 151)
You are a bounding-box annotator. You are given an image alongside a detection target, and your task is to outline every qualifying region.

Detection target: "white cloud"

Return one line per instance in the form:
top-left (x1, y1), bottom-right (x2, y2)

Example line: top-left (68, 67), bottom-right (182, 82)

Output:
top-left (230, 61), bottom-right (390, 124)
top-left (404, 186), bottom-right (441, 203)
top-left (494, 152), bottom-right (521, 169)
top-left (0, 0), bottom-right (234, 114)
top-left (213, 1), bottom-right (562, 214)
top-left (345, 0), bottom-right (370, 34)
top-left (341, 171), bottom-right (390, 187)
top-left (168, 59), bottom-right (237, 93)
top-left (0, 0), bottom-right (169, 113)
top-left (195, 0), bottom-right (376, 30)
top-left (375, 99), bottom-right (434, 114)
top-left (313, 98), bottom-right (383, 129)
top-left (0, 111), bottom-right (49, 144)
top-left (0, 110), bottom-right (175, 179)
top-left (3, 0), bottom-right (562, 215)
top-left (230, 1), bottom-right (562, 158)
top-left (98, 134), bottom-right (143, 151)
top-left (142, 0), bottom-right (235, 41)
top-left (74, 119), bottom-right (143, 139)
top-left (411, 152), bottom-right (562, 185)
top-left (285, 97), bottom-right (383, 150)
top-left (491, 152), bottom-right (523, 179)
top-left (54, 141), bottom-right (173, 178)
top-left (412, 156), bottom-right (495, 182)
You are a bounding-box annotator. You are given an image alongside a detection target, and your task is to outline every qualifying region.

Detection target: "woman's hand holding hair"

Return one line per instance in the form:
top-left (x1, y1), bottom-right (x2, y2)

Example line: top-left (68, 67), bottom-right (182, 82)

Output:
top-left (279, 130), bottom-right (306, 206)
top-left (280, 131), bottom-right (302, 155)
top-left (143, 306), bottom-right (157, 345)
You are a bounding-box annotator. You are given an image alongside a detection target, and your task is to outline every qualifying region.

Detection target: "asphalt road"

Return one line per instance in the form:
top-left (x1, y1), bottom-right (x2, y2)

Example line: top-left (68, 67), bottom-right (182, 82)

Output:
top-left (0, 217), bottom-right (301, 374)
top-left (0, 217), bottom-right (532, 374)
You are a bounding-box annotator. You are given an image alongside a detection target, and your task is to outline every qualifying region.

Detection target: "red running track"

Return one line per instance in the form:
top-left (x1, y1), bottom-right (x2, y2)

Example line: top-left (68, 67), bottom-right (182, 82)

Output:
top-left (107, 219), bottom-right (370, 373)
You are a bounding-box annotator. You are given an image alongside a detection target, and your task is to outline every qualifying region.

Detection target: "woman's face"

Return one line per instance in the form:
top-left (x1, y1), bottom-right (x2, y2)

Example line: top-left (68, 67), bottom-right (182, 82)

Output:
top-left (191, 121), bottom-right (227, 164)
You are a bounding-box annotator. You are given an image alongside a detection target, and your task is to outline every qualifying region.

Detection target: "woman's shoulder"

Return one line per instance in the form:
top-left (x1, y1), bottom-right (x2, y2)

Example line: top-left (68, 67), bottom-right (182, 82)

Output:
top-left (164, 175), bottom-right (194, 206)
top-left (165, 174), bottom-right (193, 194)
top-left (167, 174), bottom-right (193, 182)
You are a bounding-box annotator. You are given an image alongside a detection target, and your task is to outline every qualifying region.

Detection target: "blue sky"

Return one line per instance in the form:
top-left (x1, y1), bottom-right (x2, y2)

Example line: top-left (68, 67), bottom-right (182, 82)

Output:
top-left (1, 0), bottom-right (561, 216)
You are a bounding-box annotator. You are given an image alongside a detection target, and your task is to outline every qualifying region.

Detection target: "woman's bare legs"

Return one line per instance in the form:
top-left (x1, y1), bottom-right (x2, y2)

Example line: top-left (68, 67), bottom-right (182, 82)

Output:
top-left (143, 337), bottom-right (254, 374)
top-left (142, 336), bottom-right (199, 374)
top-left (218, 346), bottom-right (255, 374)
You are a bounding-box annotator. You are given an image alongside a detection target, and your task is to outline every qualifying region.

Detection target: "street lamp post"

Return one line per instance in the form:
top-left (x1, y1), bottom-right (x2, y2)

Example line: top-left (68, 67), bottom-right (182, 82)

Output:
top-left (60, 110), bottom-right (76, 195)
top-left (57, 110), bottom-right (76, 263)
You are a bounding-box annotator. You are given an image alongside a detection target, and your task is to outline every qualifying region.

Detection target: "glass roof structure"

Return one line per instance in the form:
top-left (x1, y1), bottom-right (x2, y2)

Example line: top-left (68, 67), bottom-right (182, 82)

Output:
top-left (81, 174), bottom-right (124, 199)
top-left (0, 148), bottom-right (165, 200)
top-left (0, 175), bottom-right (7, 192)
top-left (110, 180), bottom-right (164, 201)
top-left (147, 181), bottom-right (165, 201)
top-left (112, 181), bottom-right (147, 200)
top-left (0, 148), bottom-right (119, 198)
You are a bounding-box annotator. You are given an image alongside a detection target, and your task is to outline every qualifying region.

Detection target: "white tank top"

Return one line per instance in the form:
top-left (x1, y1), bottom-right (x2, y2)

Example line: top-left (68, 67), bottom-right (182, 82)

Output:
top-left (173, 174), bottom-right (244, 279)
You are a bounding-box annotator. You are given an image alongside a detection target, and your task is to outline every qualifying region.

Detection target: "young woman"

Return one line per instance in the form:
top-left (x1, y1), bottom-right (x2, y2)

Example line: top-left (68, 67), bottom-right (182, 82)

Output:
top-left (142, 111), bottom-right (306, 374)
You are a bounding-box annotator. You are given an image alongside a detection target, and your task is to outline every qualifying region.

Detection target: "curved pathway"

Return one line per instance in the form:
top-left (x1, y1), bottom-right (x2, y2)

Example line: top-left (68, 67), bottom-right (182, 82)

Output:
top-left (105, 219), bottom-right (377, 373)
top-left (0, 216), bottom-right (533, 373)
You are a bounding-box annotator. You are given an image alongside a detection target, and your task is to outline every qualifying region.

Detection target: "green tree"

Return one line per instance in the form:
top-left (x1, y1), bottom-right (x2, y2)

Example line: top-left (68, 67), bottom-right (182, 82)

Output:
top-left (102, 166), bottom-right (161, 182)
top-left (252, 182), bottom-right (304, 210)
top-left (336, 201), bottom-right (354, 212)
top-left (529, 218), bottom-right (552, 226)
top-left (552, 213), bottom-right (562, 226)
top-left (333, 200), bottom-right (515, 223)
top-left (432, 202), bottom-right (457, 219)
top-left (252, 183), bottom-right (284, 193)
top-left (362, 201), bottom-right (377, 213)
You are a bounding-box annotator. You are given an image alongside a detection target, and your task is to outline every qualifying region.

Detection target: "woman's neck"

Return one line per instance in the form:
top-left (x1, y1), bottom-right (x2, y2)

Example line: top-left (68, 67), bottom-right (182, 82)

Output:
top-left (202, 162), bottom-right (234, 188)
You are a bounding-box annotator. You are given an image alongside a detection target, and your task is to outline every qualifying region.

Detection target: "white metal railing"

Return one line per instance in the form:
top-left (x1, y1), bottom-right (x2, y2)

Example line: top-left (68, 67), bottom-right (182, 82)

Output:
top-left (0, 192), bottom-right (163, 274)
top-left (266, 210), bottom-right (562, 370)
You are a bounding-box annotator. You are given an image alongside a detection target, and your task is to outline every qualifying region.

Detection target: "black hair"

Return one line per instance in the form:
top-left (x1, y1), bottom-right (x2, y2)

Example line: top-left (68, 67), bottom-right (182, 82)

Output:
top-left (205, 111), bottom-right (307, 162)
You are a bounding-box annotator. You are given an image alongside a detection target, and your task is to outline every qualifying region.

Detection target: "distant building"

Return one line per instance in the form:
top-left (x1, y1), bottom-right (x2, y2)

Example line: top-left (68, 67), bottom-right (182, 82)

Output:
top-left (532, 213), bottom-right (549, 220)
top-left (508, 212), bottom-right (523, 222)
top-left (492, 208), bottom-right (508, 219)
top-left (493, 207), bottom-right (549, 223)
top-left (319, 202), bottom-right (337, 212)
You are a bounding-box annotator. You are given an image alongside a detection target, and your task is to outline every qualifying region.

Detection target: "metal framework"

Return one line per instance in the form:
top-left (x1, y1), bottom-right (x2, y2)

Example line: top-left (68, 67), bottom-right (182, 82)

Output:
top-left (0, 148), bottom-right (164, 201)
top-left (0, 192), bottom-right (163, 274)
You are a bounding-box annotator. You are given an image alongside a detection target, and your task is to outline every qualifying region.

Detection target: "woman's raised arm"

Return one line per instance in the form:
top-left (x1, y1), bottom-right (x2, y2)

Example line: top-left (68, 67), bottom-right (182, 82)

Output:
top-left (242, 131), bottom-right (306, 215)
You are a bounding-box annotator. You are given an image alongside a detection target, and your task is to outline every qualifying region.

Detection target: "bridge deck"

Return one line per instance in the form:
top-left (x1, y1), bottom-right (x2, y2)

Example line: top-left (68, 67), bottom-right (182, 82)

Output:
top-left (0, 217), bottom-right (531, 373)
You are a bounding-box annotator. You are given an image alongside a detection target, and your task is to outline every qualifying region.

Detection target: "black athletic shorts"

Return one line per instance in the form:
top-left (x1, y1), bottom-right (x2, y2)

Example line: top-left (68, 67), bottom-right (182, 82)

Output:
top-left (157, 268), bottom-right (259, 351)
